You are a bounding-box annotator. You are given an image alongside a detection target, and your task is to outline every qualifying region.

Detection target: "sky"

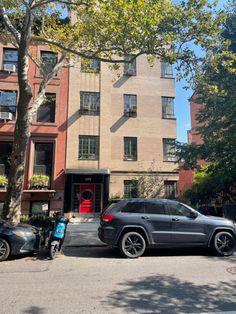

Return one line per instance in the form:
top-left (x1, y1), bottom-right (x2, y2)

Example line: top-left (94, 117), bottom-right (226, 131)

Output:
top-left (175, 79), bottom-right (192, 143)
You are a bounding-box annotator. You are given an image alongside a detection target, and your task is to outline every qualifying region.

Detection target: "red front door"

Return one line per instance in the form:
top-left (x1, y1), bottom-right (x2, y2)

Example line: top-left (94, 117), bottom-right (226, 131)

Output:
top-left (80, 184), bottom-right (95, 213)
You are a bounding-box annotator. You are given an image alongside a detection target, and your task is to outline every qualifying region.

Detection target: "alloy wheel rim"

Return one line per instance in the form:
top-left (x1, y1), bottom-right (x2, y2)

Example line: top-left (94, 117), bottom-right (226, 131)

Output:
top-left (216, 234), bottom-right (235, 254)
top-left (124, 235), bottom-right (144, 256)
top-left (0, 241), bottom-right (7, 257)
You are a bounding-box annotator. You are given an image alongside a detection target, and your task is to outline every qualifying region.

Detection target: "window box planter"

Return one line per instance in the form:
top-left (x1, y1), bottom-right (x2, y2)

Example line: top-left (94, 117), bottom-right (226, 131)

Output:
top-left (30, 174), bottom-right (50, 190)
top-left (0, 175), bottom-right (7, 189)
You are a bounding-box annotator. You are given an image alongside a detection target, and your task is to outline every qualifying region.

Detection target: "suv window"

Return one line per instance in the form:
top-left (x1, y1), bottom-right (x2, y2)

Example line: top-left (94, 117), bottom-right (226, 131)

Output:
top-left (167, 202), bottom-right (192, 216)
top-left (122, 202), bottom-right (145, 213)
top-left (144, 202), bottom-right (166, 215)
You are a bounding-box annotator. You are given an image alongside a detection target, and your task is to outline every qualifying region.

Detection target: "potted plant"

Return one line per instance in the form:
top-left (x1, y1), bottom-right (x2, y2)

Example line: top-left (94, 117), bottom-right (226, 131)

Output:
top-left (30, 174), bottom-right (49, 189)
top-left (0, 175), bottom-right (8, 189)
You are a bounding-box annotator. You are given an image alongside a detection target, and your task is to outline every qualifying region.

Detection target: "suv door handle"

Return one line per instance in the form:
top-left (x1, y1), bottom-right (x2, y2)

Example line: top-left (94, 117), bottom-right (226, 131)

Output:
top-left (141, 216), bottom-right (150, 220)
top-left (172, 218), bottom-right (180, 222)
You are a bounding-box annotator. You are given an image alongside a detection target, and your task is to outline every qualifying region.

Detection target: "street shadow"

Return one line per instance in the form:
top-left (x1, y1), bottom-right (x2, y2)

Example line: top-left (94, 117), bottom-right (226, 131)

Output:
top-left (203, 251), bottom-right (236, 265)
top-left (102, 274), bottom-right (236, 313)
top-left (22, 306), bottom-right (46, 314)
top-left (62, 246), bottom-right (219, 260)
top-left (62, 246), bottom-right (123, 259)
top-left (110, 116), bottom-right (129, 133)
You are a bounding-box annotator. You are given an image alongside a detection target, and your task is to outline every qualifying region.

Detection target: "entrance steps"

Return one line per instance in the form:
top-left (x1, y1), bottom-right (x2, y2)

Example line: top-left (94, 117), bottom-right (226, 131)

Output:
top-left (69, 213), bottom-right (100, 224)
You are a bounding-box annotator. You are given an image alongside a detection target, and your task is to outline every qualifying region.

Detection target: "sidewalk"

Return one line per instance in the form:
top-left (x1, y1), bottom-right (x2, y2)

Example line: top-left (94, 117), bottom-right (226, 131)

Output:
top-left (63, 221), bottom-right (106, 247)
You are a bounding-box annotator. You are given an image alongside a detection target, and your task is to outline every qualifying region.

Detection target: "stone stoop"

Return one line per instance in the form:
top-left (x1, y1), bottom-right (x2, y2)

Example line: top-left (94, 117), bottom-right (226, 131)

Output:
top-left (69, 213), bottom-right (100, 224)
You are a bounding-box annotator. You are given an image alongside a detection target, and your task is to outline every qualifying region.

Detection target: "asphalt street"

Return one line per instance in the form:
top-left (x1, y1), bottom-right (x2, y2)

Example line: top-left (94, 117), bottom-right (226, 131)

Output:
top-left (0, 225), bottom-right (236, 314)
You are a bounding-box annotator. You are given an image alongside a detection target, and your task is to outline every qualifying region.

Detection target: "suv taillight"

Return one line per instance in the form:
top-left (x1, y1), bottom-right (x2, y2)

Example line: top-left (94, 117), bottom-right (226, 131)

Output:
top-left (102, 214), bottom-right (114, 222)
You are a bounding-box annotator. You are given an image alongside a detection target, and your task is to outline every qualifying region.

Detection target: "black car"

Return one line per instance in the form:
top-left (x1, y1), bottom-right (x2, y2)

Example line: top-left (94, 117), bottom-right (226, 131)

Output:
top-left (0, 219), bottom-right (41, 261)
top-left (98, 199), bottom-right (236, 258)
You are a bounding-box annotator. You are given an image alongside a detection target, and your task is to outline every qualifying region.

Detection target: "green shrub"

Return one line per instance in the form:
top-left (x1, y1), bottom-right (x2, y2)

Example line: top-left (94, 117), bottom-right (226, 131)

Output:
top-left (30, 174), bottom-right (49, 189)
top-left (0, 175), bottom-right (7, 187)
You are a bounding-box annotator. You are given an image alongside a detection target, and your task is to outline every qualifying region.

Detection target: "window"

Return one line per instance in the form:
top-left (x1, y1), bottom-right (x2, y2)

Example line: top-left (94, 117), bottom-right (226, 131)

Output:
top-left (81, 58), bottom-right (100, 73)
top-left (124, 137), bottom-right (137, 161)
top-left (167, 202), bottom-right (192, 216)
top-left (124, 180), bottom-right (138, 198)
top-left (164, 181), bottom-right (177, 199)
top-left (34, 143), bottom-right (53, 177)
top-left (3, 48), bottom-right (18, 71)
top-left (80, 92), bottom-right (100, 115)
top-left (161, 62), bottom-right (173, 78)
top-left (122, 202), bottom-right (144, 213)
top-left (144, 202), bottom-right (166, 215)
top-left (79, 136), bottom-right (99, 160)
top-left (0, 142), bottom-right (12, 175)
top-left (31, 201), bottom-right (49, 215)
top-left (37, 93), bottom-right (56, 123)
top-left (0, 90), bottom-right (17, 119)
top-left (124, 94), bottom-right (137, 117)
top-left (124, 55), bottom-right (136, 76)
top-left (163, 139), bottom-right (176, 162)
top-left (162, 97), bottom-right (175, 119)
top-left (41, 51), bottom-right (57, 75)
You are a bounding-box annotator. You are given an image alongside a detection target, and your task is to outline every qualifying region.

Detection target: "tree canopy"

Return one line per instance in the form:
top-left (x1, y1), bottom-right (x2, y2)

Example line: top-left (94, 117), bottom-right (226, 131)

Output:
top-left (178, 2), bottom-right (236, 205)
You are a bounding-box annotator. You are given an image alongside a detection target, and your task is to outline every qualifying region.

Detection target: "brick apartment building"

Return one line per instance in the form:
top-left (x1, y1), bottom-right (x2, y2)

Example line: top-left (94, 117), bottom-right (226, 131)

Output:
top-left (178, 93), bottom-right (204, 196)
top-left (0, 43), bottom-right (69, 216)
top-left (64, 55), bottom-right (178, 217)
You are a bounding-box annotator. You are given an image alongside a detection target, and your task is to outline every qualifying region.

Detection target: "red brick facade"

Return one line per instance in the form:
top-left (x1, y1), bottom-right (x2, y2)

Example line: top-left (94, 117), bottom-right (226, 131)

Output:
top-left (0, 44), bottom-right (69, 214)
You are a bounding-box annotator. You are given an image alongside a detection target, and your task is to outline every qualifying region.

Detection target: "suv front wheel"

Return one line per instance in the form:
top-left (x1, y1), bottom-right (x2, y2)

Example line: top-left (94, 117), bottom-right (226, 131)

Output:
top-left (213, 231), bottom-right (235, 256)
top-left (119, 231), bottom-right (146, 258)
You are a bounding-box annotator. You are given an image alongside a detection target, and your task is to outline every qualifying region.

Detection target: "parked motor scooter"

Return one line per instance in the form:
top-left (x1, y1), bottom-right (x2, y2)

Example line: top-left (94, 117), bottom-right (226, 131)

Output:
top-left (46, 212), bottom-right (69, 259)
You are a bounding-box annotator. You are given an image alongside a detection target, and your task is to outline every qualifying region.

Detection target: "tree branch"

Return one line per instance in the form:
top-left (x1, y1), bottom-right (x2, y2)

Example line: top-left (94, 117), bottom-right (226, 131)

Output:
top-left (0, 6), bottom-right (20, 45)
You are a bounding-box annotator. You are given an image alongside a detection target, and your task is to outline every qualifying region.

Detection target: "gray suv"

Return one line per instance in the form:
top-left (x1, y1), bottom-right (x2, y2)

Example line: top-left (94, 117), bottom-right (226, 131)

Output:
top-left (98, 199), bottom-right (236, 258)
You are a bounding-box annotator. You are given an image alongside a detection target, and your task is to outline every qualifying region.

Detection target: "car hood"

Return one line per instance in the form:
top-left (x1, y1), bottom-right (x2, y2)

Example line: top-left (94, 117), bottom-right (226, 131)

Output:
top-left (206, 215), bottom-right (234, 225)
top-left (16, 223), bottom-right (39, 233)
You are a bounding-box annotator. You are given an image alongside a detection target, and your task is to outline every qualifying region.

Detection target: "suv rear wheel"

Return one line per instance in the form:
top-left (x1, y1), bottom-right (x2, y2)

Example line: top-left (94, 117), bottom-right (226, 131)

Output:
top-left (0, 238), bottom-right (10, 262)
top-left (213, 231), bottom-right (235, 256)
top-left (119, 231), bottom-right (146, 258)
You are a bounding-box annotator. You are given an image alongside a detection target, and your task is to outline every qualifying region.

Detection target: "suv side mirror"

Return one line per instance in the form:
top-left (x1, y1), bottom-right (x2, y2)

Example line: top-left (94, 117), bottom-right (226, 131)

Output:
top-left (189, 211), bottom-right (198, 219)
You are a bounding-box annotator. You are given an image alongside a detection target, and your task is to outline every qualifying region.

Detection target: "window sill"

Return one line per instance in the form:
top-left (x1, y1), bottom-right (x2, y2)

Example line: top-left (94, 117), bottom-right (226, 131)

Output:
top-left (163, 159), bottom-right (177, 162)
top-left (79, 110), bottom-right (100, 116)
top-left (162, 117), bottom-right (176, 120)
top-left (31, 122), bottom-right (57, 127)
top-left (160, 76), bottom-right (175, 79)
top-left (123, 112), bottom-right (137, 118)
top-left (124, 158), bottom-right (137, 161)
top-left (0, 70), bottom-right (18, 76)
top-left (78, 158), bottom-right (99, 161)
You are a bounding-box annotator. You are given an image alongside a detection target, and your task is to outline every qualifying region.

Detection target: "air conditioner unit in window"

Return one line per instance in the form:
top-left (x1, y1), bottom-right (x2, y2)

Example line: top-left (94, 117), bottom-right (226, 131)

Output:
top-left (0, 112), bottom-right (13, 120)
top-left (3, 64), bottom-right (16, 72)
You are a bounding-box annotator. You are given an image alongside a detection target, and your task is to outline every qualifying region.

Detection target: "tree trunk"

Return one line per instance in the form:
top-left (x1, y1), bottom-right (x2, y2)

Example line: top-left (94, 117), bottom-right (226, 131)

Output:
top-left (2, 12), bottom-right (33, 225)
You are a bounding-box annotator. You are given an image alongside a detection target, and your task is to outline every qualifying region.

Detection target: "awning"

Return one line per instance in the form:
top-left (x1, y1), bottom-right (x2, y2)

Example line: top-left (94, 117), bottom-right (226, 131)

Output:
top-left (65, 169), bottom-right (110, 175)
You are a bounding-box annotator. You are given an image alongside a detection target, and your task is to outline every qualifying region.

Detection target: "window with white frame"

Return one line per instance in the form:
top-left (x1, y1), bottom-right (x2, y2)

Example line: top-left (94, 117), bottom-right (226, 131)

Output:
top-left (124, 55), bottom-right (136, 76)
top-left (79, 135), bottom-right (99, 160)
top-left (162, 97), bottom-right (175, 119)
top-left (0, 90), bottom-right (17, 120)
top-left (163, 139), bottom-right (176, 162)
top-left (3, 48), bottom-right (18, 71)
top-left (164, 181), bottom-right (177, 199)
top-left (161, 62), bottom-right (173, 78)
top-left (124, 94), bottom-right (137, 116)
top-left (124, 180), bottom-right (138, 198)
top-left (81, 58), bottom-right (100, 73)
top-left (124, 137), bottom-right (137, 161)
top-left (80, 92), bottom-right (100, 115)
